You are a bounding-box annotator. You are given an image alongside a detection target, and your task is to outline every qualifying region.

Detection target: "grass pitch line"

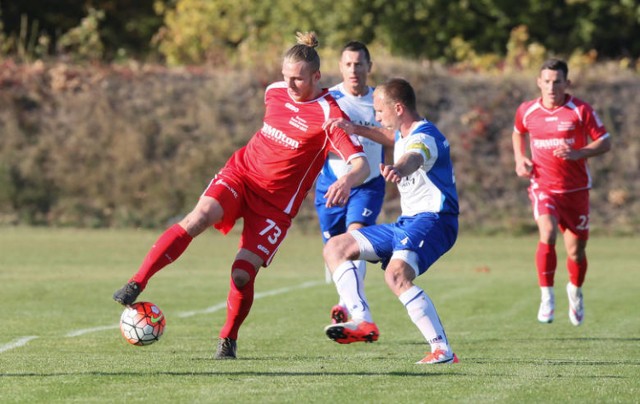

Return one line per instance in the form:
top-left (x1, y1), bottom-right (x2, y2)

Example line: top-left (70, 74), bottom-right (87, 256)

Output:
top-left (64, 280), bottom-right (326, 338)
top-left (66, 324), bottom-right (120, 337)
top-left (177, 280), bottom-right (325, 318)
top-left (0, 336), bottom-right (39, 353)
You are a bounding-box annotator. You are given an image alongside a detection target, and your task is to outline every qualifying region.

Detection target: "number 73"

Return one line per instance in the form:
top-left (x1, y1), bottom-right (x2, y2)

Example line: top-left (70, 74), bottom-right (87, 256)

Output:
top-left (259, 219), bottom-right (282, 244)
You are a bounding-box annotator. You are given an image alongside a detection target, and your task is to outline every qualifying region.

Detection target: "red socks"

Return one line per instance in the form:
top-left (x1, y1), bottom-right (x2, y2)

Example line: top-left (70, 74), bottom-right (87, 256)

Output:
top-left (535, 242), bottom-right (588, 287)
top-left (128, 225), bottom-right (261, 342)
top-left (567, 257), bottom-right (588, 287)
top-left (219, 260), bottom-right (257, 340)
top-left (131, 224), bottom-right (193, 289)
top-left (536, 242), bottom-right (557, 287)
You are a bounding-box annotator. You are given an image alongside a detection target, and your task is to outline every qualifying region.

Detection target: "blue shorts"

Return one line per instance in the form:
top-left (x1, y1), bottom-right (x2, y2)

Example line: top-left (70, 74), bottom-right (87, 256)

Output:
top-left (315, 175), bottom-right (385, 243)
top-left (355, 212), bottom-right (458, 275)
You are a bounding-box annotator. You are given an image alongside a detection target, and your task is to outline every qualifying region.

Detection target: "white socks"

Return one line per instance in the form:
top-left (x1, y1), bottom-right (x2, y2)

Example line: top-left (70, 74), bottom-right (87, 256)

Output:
top-left (566, 282), bottom-right (581, 298)
top-left (540, 286), bottom-right (555, 303)
top-left (332, 260), bottom-right (372, 323)
top-left (399, 285), bottom-right (450, 353)
top-left (336, 260), bottom-right (366, 308)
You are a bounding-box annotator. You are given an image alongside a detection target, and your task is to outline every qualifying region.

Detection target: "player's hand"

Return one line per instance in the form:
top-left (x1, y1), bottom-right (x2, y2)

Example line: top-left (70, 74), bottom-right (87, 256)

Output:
top-left (553, 144), bottom-right (581, 160)
top-left (380, 163), bottom-right (402, 183)
top-left (324, 180), bottom-right (351, 207)
top-left (515, 157), bottom-right (534, 178)
top-left (323, 117), bottom-right (354, 134)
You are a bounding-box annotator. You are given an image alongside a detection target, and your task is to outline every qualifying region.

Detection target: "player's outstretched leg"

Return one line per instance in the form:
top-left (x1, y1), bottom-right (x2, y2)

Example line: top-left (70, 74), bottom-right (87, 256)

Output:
top-left (113, 281), bottom-right (141, 306)
top-left (113, 224), bottom-right (193, 306)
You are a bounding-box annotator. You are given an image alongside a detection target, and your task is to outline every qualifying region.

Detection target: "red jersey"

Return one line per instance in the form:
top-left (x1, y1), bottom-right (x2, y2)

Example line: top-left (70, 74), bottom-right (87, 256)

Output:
top-left (222, 82), bottom-right (365, 217)
top-left (513, 95), bottom-right (609, 193)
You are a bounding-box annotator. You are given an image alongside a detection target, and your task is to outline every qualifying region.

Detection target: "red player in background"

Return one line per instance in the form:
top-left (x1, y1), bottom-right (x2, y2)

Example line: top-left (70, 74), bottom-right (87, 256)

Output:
top-left (512, 58), bottom-right (611, 326)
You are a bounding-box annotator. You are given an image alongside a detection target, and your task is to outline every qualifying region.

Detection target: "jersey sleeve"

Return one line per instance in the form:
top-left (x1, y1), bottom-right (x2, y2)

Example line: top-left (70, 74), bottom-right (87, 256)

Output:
top-left (324, 99), bottom-right (363, 161)
top-left (406, 132), bottom-right (440, 173)
top-left (581, 104), bottom-right (609, 141)
top-left (513, 102), bottom-right (528, 134)
top-left (405, 137), bottom-right (431, 165)
top-left (327, 126), bottom-right (365, 162)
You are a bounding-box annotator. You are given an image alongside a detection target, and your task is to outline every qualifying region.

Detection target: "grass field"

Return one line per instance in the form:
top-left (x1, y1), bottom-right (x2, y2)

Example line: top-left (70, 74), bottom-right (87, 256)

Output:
top-left (1, 227), bottom-right (638, 403)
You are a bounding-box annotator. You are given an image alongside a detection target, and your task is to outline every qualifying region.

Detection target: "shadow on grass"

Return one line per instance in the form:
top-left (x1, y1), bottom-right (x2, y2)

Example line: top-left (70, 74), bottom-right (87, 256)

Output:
top-left (1, 370), bottom-right (465, 378)
top-left (404, 337), bottom-right (640, 345)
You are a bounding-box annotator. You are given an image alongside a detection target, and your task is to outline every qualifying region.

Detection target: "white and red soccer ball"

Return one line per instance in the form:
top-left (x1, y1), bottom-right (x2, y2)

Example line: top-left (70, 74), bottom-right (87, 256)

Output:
top-left (119, 302), bottom-right (165, 346)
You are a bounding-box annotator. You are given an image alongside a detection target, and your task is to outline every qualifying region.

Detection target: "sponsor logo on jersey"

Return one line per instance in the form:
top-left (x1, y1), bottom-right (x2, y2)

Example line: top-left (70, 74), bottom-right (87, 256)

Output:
top-left (545, 116), bottom-right (559, 122)
top-left (257, 244), bottom-right (270, 255)
top-left (215, 178), bottom-right (239, 198)
top-left (362, 208), bottom-right (373, 217)
top-left (261, 122), bottom-right (300, 149)
top-left (289, 116), bottom-right (309, 132)
top-left (532, 137), bottom-right (575, 149)
top-left (558, 121), bottom-right (576, 131)
top-left (285, 102), bottom-right (299, 112)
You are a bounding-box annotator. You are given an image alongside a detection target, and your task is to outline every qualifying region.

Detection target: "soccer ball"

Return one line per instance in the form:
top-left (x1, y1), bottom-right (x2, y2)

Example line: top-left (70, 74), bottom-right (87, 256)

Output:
top-left (119, 301), bottom-right (166, 346)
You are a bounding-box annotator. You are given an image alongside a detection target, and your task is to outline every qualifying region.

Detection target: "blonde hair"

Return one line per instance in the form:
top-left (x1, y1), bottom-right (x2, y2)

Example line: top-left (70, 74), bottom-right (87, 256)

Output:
top-left (284, 31), bottom-right (320, 72)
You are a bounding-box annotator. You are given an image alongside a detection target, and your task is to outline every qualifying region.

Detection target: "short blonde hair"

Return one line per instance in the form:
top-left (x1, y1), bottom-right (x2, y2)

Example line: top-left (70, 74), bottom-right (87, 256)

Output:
top-left (283, 31), bottom-right (320, 72)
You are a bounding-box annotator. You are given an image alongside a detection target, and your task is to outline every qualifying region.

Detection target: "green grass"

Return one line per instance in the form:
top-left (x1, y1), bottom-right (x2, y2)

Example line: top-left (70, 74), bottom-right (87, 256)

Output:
top-left (0, 227), bottom-right (638, 403)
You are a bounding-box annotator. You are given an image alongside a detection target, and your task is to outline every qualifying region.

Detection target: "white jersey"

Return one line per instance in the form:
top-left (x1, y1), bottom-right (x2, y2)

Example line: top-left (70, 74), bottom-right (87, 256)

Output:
top-left (319, 83), bottom-right (384, 186)
top-left (395, 120), bottom-right (459, 216)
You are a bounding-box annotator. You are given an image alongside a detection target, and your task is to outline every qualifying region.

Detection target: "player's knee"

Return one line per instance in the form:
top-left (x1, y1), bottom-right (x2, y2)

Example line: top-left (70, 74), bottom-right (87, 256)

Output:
top-left (182, 199), bottom-right (223, 235)
top-left (538, 227), bottom-right (556, 244)
top-left (324, 234), bottom-right (356, 263)
top-left (384, 262), bottom-right (415, 296)
top-left (323, 237), bottom-right (338, 262)
top-left (231, 261), bottom-right (257, 289)
top-left (537, 217), bottom-right (557, 243)
top-left (231, 271), bottom-right (249, 288)
top-left (567, 248), bottom-right (586, 263)
top-left (384, 267), bottom-right (410, 295)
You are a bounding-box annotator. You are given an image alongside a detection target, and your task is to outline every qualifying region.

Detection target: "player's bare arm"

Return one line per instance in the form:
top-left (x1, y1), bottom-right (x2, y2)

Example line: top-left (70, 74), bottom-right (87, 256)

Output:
top-left (552, 135), bottom-right (612, 160)
top-left (324, 155), bottom-right (370, 207)
top-left (512, 130), bottom-right (534, 177)
top-left (379, 152), bottom-right (424, 183)
top-left (323, 117), bottom-right (395, 147)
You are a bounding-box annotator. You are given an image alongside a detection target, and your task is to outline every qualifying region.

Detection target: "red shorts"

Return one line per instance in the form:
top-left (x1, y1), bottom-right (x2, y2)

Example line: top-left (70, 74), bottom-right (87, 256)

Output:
top-left (203, 169), bottom-right (292, 267)
top-left (528, 186), bottom-right (590, 239)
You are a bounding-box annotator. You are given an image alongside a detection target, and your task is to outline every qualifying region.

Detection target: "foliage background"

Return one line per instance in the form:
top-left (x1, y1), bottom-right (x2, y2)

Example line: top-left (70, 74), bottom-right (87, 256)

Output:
top-left (1, 60), bottom-right (637, 234)
top-left (1, 0), bottom-right (639, 64)
top-left (0, 0), bottom-right (638, 234)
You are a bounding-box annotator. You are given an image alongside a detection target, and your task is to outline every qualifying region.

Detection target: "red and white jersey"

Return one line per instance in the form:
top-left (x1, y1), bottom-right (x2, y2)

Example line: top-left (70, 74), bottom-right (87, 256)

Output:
top-left (223, 82), bottom-right (365, 217)
top-left (513, 95), bottom-right (609, 193)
